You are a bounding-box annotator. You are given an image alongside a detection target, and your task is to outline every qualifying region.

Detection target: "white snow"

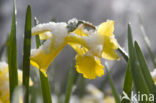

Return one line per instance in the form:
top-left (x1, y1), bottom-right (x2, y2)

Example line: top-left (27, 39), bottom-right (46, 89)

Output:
top-left (0, 61), bottom-right (8, 70)
top-left (31, 22), bottom-right (68, 56)
top-left (151, 69), bottom-right (156, 79)
top-left (67, 18), bottom-right (78, 25)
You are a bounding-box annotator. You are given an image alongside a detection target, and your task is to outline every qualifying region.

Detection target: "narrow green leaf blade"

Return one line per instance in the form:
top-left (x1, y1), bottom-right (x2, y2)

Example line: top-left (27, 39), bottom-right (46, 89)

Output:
top-left (121, 61), bottom-right (132, 103)
top-left (105, 66), bottom-right (120, 103)
top-left (138, 14), bottom-right (156, 68)
top-left (135, 41), bottom-right (156, 95)
top-left (8, 1), bottom-right (18, 101)
top-left (128, 24), bottom-right (151, 102)
top-left (117, 47), bottom-right (129, 62)
top-left (22, 5), bottom-right (32, 103)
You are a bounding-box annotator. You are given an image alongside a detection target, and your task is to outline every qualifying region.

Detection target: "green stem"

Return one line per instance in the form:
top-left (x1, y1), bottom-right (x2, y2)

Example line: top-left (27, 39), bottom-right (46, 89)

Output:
top-left (34, 17), bottom-right (52, 103)
top-left (105, 64), bottom-right (121, 103)
top-left (64, 63), bottom-right (76, 103)
top-left (79, 75), bottom-right (86, 98)
top-left (39, 72), bottom-right (53, 103)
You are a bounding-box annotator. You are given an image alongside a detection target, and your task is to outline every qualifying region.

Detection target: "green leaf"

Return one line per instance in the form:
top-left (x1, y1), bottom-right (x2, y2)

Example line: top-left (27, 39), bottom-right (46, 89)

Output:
top-left (121, 61), bottom-right (132, 103)
top-left (64, 62), bottom-right (77, 103)
top-left (117, 47), bottom-right (129, 62)
top-left (105, 65), bottom-right (120, 103)
top-left (22, 5), bottom-right (32, 103)
top-left (134, 41), bottom-right (156, 95)
top-left (34, 17), bottom-right (52, 103)
top-left (8, 0), bottom-right (18, 101)
top-left (128, 24), bottom-right (151, 102)
top-left (138, 14), bottom-right (156, 68)
top-left (99, 63), bottom-right (118, 91)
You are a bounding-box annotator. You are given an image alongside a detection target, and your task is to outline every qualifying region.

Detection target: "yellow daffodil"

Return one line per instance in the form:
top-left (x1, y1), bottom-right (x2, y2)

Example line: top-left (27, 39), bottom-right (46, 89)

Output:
top-left (39, 31), bottom-right (52, 40)
top-left (151, 69), bottom-right (156, 84)
top-left (103, 96), bottom-right (115, 103)
top-left (97, 20), bottom-right (119, 60)
top-left (0, 61), bottom-right (33, 103)
top-left (30, 19), bottom-right (119, 79)
top-left (30, 22), bottom-right (68, 75)
top-left (75, 54), bottom-right (104, 79)
top-left (66, 20), bottom-right (119, 59)
top-left (81, 84), bottom-right (115, 103)
top-left (66, 20), bottom-right (119, 79)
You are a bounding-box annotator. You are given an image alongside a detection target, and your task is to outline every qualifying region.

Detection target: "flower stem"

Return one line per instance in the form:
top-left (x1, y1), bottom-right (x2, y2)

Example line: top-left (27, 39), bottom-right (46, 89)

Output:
top-left (34, 17), bottom-right (52, 103)
top-left (64, 62), bottom-right (77, 103)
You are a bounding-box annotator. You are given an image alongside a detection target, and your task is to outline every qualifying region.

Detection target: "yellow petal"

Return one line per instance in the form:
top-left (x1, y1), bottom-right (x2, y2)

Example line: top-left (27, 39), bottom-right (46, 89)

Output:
top-left (68, 43), bottom-right (88, 55)
top-left (0, 61), bottom-right (33, 103)
top-left (67, 28), bottom-right (89, 54)
top-left (32, 30), bottom-right (51, 36)
top-left (102, 35), bottom-right (119, 60)
top-left (75, 55), bottom-right (104, 79)
top-left (0, 99), bottom-right (2, 103)
top-left (65, 34), bottom-right (88, 49)
top-left (73, 28), bottom-right (88, 36)
top-left (30, 39), bottom-right (66, 75)
top-left (39, 31), bottom-right (52, 40)
top-left (104, 36), bottom-right (119, 50)
top-left (103, 97), bottom-right (115, 103)
top-left (102, 48), bottom-right (119, 60)
top-left (97, 20), bottom-right (114, 37)
top-left (30, 50), bottom-right (53, 71)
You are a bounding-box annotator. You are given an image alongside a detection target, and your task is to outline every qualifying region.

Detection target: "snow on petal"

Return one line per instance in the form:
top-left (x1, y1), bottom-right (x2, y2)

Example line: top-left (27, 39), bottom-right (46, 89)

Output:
top-left (30, 22), bottom-right (68, 74)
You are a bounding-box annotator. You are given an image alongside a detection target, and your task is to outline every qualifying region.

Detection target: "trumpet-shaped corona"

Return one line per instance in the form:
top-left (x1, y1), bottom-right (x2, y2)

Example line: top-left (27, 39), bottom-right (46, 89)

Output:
top-left (75, 54), bottom-right (104, 79)
top-left (81, 84), bottom-right (115, 103)
top-left (151, 69), bottom-right (156, 84)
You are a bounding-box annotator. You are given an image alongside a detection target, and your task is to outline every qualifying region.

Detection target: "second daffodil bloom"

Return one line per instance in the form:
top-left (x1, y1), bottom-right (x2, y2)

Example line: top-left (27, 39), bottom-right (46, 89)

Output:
top-left (150, 69), bottom-right (156, 84)
top-left (0, 61), bottom-right (33, 103)
top-left (66, 20), bottom-right (120, 79)
top-left (81, 84), bottom-right (115, 103)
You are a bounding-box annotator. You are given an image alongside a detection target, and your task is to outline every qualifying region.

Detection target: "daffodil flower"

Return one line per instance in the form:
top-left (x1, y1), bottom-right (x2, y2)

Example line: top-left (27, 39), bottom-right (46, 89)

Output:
top-left (75, 53), bottom-right (104, 79)
top-left (0, 61), bottom-right (33, 103)
top-left (30, 22), bottom-right (68, 75)
top-left (81, 84), bottom-right (115, 103)
top-left (66, 20), bottom-right (119, 79)
top-left (151, 69), bottom-right (156, 84)
top-left (30, 19), bottom-right (119, 79)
